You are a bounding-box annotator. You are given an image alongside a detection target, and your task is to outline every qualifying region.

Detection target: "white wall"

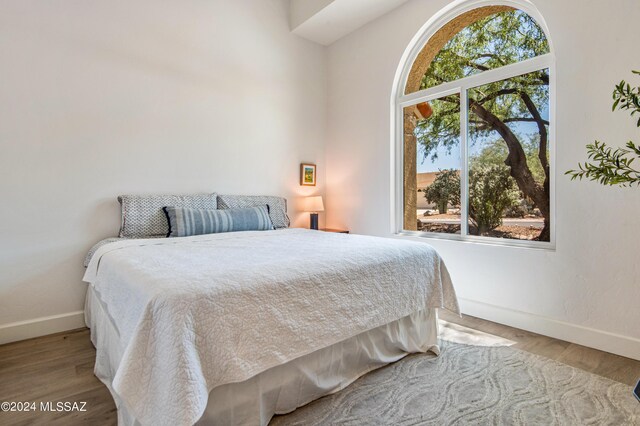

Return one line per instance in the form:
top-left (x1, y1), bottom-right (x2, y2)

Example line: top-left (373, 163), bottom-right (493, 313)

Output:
top-left (326, 0), bottom-right (640, 359)
top-left (0, 0), bottom-right (327, 342)
top-left (290, 0), bottom-right (335, 29)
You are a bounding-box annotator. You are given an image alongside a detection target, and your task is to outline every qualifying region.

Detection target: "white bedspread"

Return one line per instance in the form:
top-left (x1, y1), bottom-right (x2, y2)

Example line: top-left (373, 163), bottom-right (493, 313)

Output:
top-left (83, 229), bottom-right (458, 426)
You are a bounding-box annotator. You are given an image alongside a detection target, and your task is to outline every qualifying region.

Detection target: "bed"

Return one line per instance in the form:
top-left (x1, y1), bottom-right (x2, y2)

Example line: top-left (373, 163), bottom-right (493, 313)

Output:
top-left (82, 193), bottom-right (459, 426)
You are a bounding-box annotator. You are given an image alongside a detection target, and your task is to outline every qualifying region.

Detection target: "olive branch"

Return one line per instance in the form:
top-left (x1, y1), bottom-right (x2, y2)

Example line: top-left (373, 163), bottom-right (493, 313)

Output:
top-left (566, 70), bottom-right (640, 187)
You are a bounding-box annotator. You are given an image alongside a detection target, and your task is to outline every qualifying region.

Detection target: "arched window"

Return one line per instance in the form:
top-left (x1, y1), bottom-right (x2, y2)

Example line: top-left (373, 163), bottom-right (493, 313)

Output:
top-left (393, 1), bottom-right (554, 247)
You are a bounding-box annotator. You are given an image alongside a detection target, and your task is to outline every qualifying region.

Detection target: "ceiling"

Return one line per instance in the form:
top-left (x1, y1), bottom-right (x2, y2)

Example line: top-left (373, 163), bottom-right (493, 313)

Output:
top-left (289, 0), bottom-right (410, 46)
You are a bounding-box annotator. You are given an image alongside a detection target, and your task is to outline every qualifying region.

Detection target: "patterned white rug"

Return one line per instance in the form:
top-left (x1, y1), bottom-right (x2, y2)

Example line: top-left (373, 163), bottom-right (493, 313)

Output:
top-left (271, 322), bottom-right (640, 425)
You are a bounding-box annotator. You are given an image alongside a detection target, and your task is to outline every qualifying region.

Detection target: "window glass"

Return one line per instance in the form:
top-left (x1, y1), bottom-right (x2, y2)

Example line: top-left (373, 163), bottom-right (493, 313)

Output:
top-left (398, 6), bottom-right (553, 244)
top-left (410, 10), bottom-right (550, 94)
top-left (403, 95), bottom-right (461, 234)
top-left (467, 69), bottom-right (550, 241)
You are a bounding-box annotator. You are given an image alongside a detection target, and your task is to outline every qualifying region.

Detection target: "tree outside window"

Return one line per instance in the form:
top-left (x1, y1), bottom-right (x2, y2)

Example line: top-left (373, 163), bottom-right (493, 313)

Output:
top-left (400, 7), bottom-right (553, 244)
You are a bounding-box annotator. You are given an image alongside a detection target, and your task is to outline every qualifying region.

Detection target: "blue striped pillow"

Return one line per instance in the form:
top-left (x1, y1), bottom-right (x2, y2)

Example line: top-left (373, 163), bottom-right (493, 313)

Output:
top-left (163, 205), bottom-right (273, 237)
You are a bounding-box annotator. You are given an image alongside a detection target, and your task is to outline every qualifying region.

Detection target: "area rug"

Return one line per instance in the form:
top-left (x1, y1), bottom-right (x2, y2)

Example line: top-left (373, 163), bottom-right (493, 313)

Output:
top-left (271, 323), bottom-right (639, 425)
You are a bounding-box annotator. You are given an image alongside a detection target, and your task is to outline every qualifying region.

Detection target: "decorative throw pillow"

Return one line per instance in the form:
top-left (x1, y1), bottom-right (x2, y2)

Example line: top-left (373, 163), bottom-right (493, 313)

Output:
top-left (217, 195), bottom-right (290, 229)
top-left (163, 205), bottom-right (273, 237)
top-left (84, 237), bottom-right (125, 267)
top-left (118, 193), bottom-right (217, 238)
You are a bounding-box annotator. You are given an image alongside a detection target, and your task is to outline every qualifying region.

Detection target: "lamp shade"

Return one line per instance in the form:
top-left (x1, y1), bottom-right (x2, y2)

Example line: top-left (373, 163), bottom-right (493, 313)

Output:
top-left (303, 196), bottom-right (324, 212)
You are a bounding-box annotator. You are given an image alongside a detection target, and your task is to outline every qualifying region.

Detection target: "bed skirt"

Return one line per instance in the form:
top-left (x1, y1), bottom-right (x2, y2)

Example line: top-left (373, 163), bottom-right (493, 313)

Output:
top-left (85, 286), bottom-right (440, 426)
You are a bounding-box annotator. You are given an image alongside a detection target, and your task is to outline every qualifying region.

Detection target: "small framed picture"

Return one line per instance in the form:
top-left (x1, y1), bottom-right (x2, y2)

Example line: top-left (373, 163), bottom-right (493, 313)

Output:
top-left (300, 163), bottom-right (316, 186)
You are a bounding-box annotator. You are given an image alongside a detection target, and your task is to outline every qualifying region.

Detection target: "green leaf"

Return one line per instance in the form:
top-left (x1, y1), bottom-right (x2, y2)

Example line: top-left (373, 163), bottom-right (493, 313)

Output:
top-left (612, 98), bottom-right (620, 111)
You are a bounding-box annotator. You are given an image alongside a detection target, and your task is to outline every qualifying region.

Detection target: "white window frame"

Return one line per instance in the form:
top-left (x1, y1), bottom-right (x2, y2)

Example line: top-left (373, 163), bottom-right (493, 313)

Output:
top-left (390, 0), bottom-right (556, 250)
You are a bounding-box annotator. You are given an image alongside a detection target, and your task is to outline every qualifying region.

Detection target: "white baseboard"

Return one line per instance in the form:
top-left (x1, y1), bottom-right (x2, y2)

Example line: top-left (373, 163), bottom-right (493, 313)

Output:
top-left (458, 297), bottom-right (640, 361)
top-left (0, 311), bottom-right (86, 345)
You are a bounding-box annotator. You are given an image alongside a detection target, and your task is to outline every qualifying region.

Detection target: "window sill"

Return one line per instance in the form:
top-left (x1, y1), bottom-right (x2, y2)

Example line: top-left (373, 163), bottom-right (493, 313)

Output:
top-left (395, 230), bottom-right (556, 251)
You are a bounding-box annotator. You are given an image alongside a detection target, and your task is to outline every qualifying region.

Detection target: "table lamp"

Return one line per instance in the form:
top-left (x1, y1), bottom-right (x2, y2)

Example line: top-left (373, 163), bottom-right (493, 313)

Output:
top-left (303, 196), bottom-right (324, 230)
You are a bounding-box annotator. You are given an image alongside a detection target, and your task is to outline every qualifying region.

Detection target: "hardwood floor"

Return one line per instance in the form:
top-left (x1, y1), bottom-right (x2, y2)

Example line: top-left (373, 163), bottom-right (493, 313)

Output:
top-left (1, 314), bottom-right (638, 425)
top-left (0, 329), bottom-right (116, 425)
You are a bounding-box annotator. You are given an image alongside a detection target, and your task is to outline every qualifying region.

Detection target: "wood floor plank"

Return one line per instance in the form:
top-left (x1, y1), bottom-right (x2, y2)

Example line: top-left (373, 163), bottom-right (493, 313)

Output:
top-left (1, 344), bottom-right (99, 400)
top-left (0, 329), bottom-right (87, 359)
top-left (556, 343), bottom-right (640, 386)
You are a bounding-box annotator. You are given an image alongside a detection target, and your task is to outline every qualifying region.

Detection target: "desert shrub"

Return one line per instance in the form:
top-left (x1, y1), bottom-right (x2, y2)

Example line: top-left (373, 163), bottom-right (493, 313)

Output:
top-left (469, 164), bottom-right (520, 235)
top-left (424, 169), bottom-right (460, 214)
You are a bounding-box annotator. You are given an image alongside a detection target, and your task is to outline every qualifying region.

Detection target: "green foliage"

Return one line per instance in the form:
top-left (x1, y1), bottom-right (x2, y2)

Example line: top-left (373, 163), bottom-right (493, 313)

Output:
top-left (424, 169), bottom-right (460, 213)
top-left (566, 71), bottom-right (640, 186)
top-left (412, 9), bottom-right (550, 216)
top-left (420, 10), bottom-right (549, 90)
top-left (414, 97), bottom-right (461, 162)
top-left (612, 71), bottom-right (640, 125)
top-left (416, 9), bottom-right (550, 159)
top-left (409, 9), bottom-right (552, 239)
top-left (471, 137), bottom-right (547, 185)
top-left (468, 164), bottom-right (520, 235)
top-left (467, 70), bottom-right (549, 142)
top-left (567, 141), bottom-right (640, 186)
top-left (471, 138), bottom-right (508, 167)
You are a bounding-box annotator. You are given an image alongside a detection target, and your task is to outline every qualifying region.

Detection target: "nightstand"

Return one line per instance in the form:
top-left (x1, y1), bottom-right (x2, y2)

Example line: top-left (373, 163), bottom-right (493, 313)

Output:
top-left (319, 228), bottom-right (349, 234)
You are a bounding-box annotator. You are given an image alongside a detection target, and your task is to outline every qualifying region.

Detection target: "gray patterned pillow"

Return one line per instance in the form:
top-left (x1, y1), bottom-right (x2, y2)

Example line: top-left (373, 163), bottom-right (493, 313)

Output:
top-left (217, 194), bottom-right (290, 229)
top-left (164, 206), bottom-right (273, 237)
top-left (118, 193), bottom-right (217, 238)
top-left (84, 237), bottom-right (124, 267)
